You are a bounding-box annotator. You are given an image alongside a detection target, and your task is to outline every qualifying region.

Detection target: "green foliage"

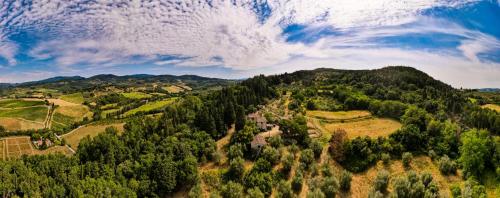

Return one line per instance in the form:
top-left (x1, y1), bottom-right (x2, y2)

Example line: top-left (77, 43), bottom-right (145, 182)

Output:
top-left (459, 129), bottom-right (492, 179)
top-left (220, 181), bottom-right (244, 198)
top-left (391, 171), bottom-right (439, 198)
top-left (438, 155), bottom-right (457, 175)
top-left (261, 146), bottom-right (280, 165)
top-left (281, 154), bottom-right (294, 174)
top-left (401, 106), bottom-right (430, 131)
top-left (321, 176), bottom-right (339, 198)
top-left (246, 188), bottom-right (264, 198)
top-left (309, 140), bottom-right (323, 159)
top-left (291, 172), bottom-right (303, 192)
top-left (300, 149), bottom-right (315, 168)
top-left (227, 157), bottom-right (245, 181)
top-left (280, 115), bottom-right (310, 146)
top-left (340, 170), bottom-right (352, 191)
top-left (268, 136), bottom-right (283, 148)
top-left (450, 184), bottom-right (462, 198)
top-left (277, 180), bottom-right (294, 198)
top-left (374, 170), bottom-right (390, 192)
top-left (307, 188), bottom-right (325, 198)
top-left (381, 153), bottom-right (390, 164)
top-left (402, 152), bottom-right (413, 168)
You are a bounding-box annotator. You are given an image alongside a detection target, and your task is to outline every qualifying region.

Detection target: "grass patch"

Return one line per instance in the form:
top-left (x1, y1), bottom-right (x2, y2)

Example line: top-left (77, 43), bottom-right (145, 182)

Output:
top-left (482, 104), bottom-right (500, 112)
top-left (0, 106), bottom-right (48, 122)
top-left (101, 108), bottom-right (120, 118)
top-left (55, 105), bottom-right (91, 119)
top-left (322, 118), bottom-right (401, 139)
top-left (0, 99), bottom-right (45, 108)
top-left (100, 103), bottom-right (118, 110)
top-left (307, 110), bottom-right (371, 120)
top-left (62, 123), bottom-right (125, 149)
top-left (163, 85), bottom-right (184, 93)
top-left (124, 98), bottom-right (176, 116)
top-left (60, 93), bottom-right (85, 104)
top-left (121, 92), bottom-right (152, 99)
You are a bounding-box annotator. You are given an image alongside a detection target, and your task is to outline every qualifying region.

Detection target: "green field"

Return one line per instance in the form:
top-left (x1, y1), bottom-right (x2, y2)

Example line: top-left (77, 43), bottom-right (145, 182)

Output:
top-left (0, 99), bottom-right (45, 108)
top-left (0, 106), bottom-right (48, 122)
top-left (101, 108), bottom-right (120, 118)
top-left (60, 93), bottom-right (84, 104)
top-left (121, 92), bottom-right (152, 99)
top-left (124, 98), bottom-right (176, 116)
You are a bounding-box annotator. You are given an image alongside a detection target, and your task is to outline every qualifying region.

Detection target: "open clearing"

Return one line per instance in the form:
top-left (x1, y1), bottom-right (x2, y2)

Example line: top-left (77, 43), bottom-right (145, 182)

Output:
top-left (0, 117), bottom-right (44, 131)
top-left (60, 93), bottom-right (84, 104)
top-left (121, 92), bottom-right (152, 99)
top-left (62, 123), bottom-right (125, 149)
top-left (163, 85), bottom-right (184, 93)
top-left (307, 110), bottom-right (371, 120)
top-left (0, 99), bottom-right (45, 108)
top-left (482, 104), bottom-right (500, 112)
top-left (324, 118), bottom-right (401, 139)
top-left (0, 137), bottom-right (73, 160)
top-left (124, 98), bottom-right (176, 116)
top-left (332, 156), bottom-right (465, 198)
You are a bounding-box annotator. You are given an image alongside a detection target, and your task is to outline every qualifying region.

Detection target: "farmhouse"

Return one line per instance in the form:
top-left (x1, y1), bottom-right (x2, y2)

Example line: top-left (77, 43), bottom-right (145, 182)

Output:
top-left (250, 135), bottom-right (267, 150)
top-left (247, 112), bottom-right (271, 131)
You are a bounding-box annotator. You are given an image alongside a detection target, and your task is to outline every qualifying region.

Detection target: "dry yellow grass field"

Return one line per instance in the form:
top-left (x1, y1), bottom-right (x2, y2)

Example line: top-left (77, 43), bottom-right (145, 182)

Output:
top-left (482, 104), bottom-right (500, 112)
top-left (163, 85), bottom-right (184, 93)
top-left (55, 105), bottom-right (92, 119)
top-left (0, 117), bottom-right (44, 131)
top-left (335, 156), bottom-right (464, 198)
top-left (33, 146), bottom-right (73, 156)
top-left (307, 110), bottom-right (371, 120)
top-left (324, 118), bottom-right (402, 139)
top-left (0, 136), bottom-right (34, 160)
top-left (62, 123), bottom-right (125, 149)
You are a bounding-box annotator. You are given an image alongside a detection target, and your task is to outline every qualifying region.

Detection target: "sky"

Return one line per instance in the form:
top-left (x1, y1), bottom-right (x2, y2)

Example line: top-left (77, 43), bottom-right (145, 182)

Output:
top-left (0, 0), bottom-right (499, 88)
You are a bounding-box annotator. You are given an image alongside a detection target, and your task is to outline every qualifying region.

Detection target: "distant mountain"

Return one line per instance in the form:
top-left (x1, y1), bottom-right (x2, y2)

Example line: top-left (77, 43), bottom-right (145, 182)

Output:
top-left (479, 88), bottom-right (500, 92)
top-left (21, 76), bottom-right (85, 86)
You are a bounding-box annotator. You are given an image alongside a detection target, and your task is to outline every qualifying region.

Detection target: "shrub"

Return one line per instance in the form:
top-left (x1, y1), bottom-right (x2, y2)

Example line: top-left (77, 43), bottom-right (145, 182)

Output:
top-left (291, 173), bottom-right (303, 192)
top-left (307, 188), bottom-right (325, 198)
top-left (268, 136), bottom-right (283, 148)
top-left (392, 177), bottom-right (410, 197)
top-left (428, 150), bottom-right (437, 160)
top-left (321, 163), bottom-right (332, 177)
top-left (228, 157), bottom-right (245, 180)
top-left (220, 181), bottom-right (244, 198)
top-left (340, 170), bottom-right (352, 191)
top-left (188, 184), bottom-right (202, 198)
top-left (321, 176), bottom-right (339, 198)
top-left (328, 129), bottom-right (347, 162)
top-left (374, 170), bottom-right (390, 192)
top-left (277, 180), bottom-right (294, 198)
top-left (310, 140), bottom-right (323, 159)
top-left (368, 190), bottom-right (384, 198)
top-left (402, 152), bottom-right (412, 168)
top-left (438, 155), bottom-right (456, 175)
top-left (300, 149), bottom-right (315, 168)
top-left (381, 153), bottom-right (390, 165)
top-left (261, 146), bottom-right (280, 165)
top-left (281, 154), bottom-right (294, 174)
top-left (246, 188), bottom-right (264, 198)
top-left (450, 184), bottom-right (461, 198)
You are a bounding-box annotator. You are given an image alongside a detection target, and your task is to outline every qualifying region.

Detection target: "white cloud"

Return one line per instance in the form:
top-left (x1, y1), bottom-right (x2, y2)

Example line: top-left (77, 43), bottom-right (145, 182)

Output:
top-left (0, 0), bottom-right (499, 87)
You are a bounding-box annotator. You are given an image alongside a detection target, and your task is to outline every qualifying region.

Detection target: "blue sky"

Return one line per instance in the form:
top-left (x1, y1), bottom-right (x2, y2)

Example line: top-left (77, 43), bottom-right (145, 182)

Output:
top-left (0, 0), bottom-right (499, 88)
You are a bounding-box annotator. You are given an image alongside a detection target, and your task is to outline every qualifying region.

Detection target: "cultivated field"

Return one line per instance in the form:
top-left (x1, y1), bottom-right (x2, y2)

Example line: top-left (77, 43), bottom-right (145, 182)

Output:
top-left (0, 117), bottom-right (44, 131)
top-left (50, 101), bottom-right (92, 130)
top-left (0, 136), bottom-right (34, 160)
top-left (0, 99), bottom-right (45, 108)
top-left (324, 118), bottom-right (402, 139)
top-left (124, 98), bottom-right (176, 116)
top-left (307, 110), bottom-right (371, 120)
top-left (0, 106), bottom-right (48, 122)
top-left (62, 123), bottom-right (125, 149)
top-left (482, 104), bottom-right (500, 112)
top-left (60, 93), bottom-right (85, 104)
top-left (121, 92), bottom-right (152, 99)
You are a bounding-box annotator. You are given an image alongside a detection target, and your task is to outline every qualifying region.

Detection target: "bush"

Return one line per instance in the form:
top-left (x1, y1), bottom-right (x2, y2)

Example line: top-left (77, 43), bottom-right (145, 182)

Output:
top-left (381, 153), bottom-right (390, 165)
top-left (340, 170), bottom-right (352, 191)
top-left (374, 170), bottom-right (390, 192)
top-left (402, 152), bottom-right (412, 168)
top-left (329, 129), bottom-right (347, 162)
top-left (300, 149), bottom-right (315, 168)
top-left (368, 190), bottom-right (384, 198)
top-left (321, 176), bottom-right (339, 198)
top-left (307, 188), bottom-right (325, 198)
top-left (428, 150), bottom-right (437, 160)
top-left (188, 184), bottom-right (202, 198)
top-left (310, 140), bottom-right (323, 159)
top-left (321, 163), bottom-right (332, 177)
top-left (281, 154), bottom-right (294, 174)
top-left (247, 188), bottom-right (264, 198)
top-left (261, 146), bottom-right (280, 165)
top-left (220, 181), bottom-right (244, 198)
top-left (291, 173), bottom-right (303, 192)
top-left (268, 136), bottom-right (283, 148)
top-left (438, 155), bottom-right (456, 175)
top-left (277, 180), bottom-right (294, 198)
top-left (228, 157), bottom-right (245, 180)
top-left (450, 184), bottom-right (461, 198)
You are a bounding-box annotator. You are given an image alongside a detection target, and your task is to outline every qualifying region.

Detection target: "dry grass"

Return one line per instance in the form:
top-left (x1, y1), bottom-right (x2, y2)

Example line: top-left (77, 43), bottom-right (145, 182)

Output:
top-left (324, 118), bottom-right (402, 139)
top-left (1, 136), bottom-right (34, 159)
top-left (0, 117), bottom-right (44, 131)
top-left (482, 104), bottom-right (500, 112)
top-left (163, 85), bottom-right (184, 93)
top-left (33, 146), bottom-right (73, 156)
top-left (62, 123), bottom-right (125, 149)
top-left (55, 105), bottom-right (92, 119)
top-left (341, 156), bottom-right (463, 198)
top-left (48, 98), bottom-right (80, 106)
top-left (307, 110), bottom-right (371, 120)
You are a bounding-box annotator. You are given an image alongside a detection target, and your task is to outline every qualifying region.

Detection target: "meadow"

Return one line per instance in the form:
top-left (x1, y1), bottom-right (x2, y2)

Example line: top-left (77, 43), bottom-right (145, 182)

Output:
top-left (62, 123), bottom-right (125, 149)
top-left (323, 118), bottom-right (402, 139)
top-left (0, 99), bottom-right (45, 108)
top-left (0, 106), bottom-right (48, 122)
top-left (60, 93), bottom-right (85, 104)
top-left (123, 98), bottom-right (176, 116)
top-left (163, 85), bottom-right (184, 93)
top-left (121, 92), bottom-right (152, 99)
top-left (0, 117), bottom-right (44, 131)
top-left (482, 104), bottom-right (500, 112)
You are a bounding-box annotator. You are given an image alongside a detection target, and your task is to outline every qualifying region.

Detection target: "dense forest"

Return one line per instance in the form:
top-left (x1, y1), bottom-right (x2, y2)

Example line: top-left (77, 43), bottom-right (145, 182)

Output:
top-left (0, 66), bottom-right (498, 197)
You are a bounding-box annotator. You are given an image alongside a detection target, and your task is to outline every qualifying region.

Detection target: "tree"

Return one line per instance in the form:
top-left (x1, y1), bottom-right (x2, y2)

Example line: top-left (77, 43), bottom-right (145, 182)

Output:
top-left (228, 157), bottom-right (245, 181)
top-left (438, 155), bottom-right (456, 175)
top-left (402, 152), bottom-right (412, 168)
top-left (235, 105), bottom-right (246, 131)
top-left (220, 181), bottom-right (244, 198)
top-left (261, 146), bottom-right (280, 165)
top-left (300, 149), bottom-right (315, 168)
top-left (0, 125), bottom-right (5, 133)
top-left (309, 140), bottom-right (323, 159)
top-left (277, 180), bottom-right (294, 198)
top-left (231, 123), bottom-right (258, 148)
top-left (329, 129), bottom-right (348, 162)
top-left (152, 156), bottom-right (177, 195)
top-left (321, 176), bottom-right (339, 198)
top-left (246, 188), bottom-right (264, 198)
top-left (307, 188), bottom-right (325, 198)
top-left (459, 129), bottom-right (492, 179)
top-left (281, 154), bottom-right (294, 174)
top-left (339, 170), bottom-right (352, 191)
top-left (374, 170), bottom-right (389, 192)
top-left (291, 173), bottom-right (303, 192)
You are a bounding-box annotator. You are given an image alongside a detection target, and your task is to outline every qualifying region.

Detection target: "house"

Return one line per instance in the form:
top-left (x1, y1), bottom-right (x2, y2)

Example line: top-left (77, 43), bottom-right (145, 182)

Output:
top-left (247, 112), bottom-right (268, 131)
top-left (251, 135), bottom-right (267, 150)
